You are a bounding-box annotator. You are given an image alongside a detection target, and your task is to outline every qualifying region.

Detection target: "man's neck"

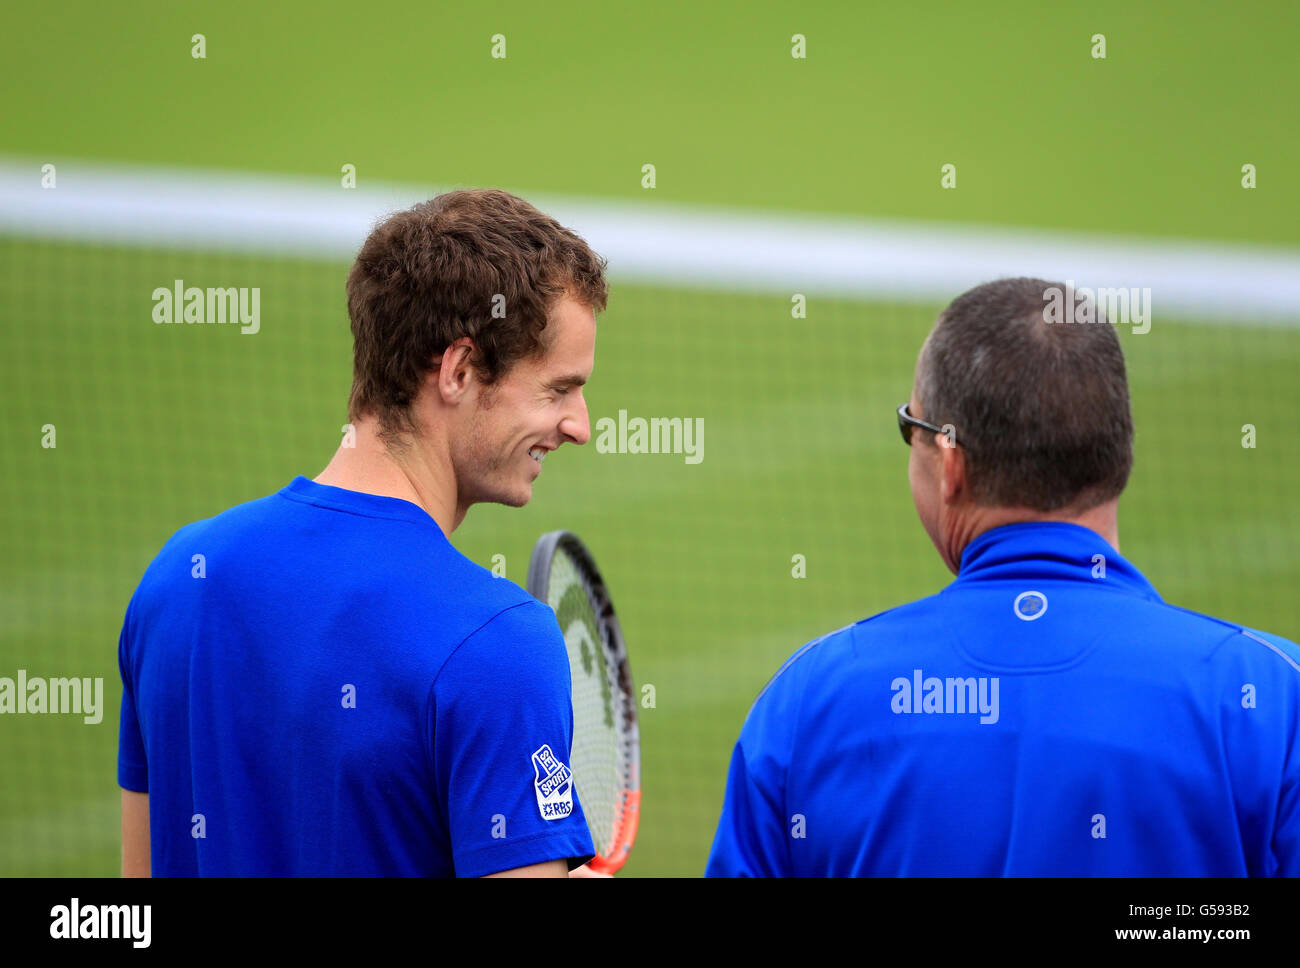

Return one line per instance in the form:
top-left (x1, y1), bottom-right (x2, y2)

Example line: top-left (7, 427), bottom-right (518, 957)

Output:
top-left (314, 417), bottom-right (461, 535)
top-left (944, 499), bottom-right (1120, 573)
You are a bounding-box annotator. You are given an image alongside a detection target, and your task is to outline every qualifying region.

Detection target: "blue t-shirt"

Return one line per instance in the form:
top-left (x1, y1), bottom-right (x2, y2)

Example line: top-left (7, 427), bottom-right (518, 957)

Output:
top-left (118, 476), bottom-right (594, 876)
top-left (707, 522), bottom-right (1300, 877)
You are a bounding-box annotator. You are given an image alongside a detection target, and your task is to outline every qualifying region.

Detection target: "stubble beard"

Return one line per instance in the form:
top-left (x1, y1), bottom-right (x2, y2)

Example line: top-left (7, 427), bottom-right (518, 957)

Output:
top-left (459, 388), bottom-right (531, 510)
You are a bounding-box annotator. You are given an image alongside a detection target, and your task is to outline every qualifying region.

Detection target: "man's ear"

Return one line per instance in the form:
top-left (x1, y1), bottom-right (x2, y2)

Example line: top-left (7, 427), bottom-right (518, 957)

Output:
top-left (435, 337), bottom-right (477, 404)
top-left (938, 433), bottom-right (967, 505)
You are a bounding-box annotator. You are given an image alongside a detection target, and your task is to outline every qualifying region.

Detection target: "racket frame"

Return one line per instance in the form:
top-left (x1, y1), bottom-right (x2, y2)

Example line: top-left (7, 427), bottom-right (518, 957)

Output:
top-left (526, 530), bottom-right (640, 874)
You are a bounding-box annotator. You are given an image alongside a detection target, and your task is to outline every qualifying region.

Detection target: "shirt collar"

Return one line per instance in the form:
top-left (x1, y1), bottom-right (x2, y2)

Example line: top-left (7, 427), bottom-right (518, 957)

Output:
top-left (279, 475), bottom-right (443, 531)
top-left (952, 521), bottom-right (1162, 601)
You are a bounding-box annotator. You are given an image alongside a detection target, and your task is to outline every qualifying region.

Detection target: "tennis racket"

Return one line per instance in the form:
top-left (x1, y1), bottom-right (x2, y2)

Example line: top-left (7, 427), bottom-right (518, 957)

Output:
top-left (527, 530), bottom-right (640, 874)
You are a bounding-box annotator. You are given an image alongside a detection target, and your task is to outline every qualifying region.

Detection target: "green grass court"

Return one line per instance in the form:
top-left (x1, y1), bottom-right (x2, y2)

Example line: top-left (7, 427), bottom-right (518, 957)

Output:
top-left (2, 239), bottom-right (1297, 875)
top-left (1, 0), bottom-right (1297, 876)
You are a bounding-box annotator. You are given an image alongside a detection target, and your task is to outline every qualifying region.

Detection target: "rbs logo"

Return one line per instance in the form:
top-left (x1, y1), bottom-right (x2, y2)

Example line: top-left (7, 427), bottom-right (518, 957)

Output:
top-left (531, 744), bottom-right (575, 821)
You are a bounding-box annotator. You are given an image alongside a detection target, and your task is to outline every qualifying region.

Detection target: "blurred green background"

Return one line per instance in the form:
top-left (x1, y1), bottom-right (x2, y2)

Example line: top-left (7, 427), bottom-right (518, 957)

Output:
top-left (1, 0), bottom-right (1297, 876)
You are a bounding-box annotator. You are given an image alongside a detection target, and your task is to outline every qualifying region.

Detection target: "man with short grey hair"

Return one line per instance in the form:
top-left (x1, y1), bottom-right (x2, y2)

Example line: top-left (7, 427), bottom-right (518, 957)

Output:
top-left (707, 277), bottom-right (1300, 877)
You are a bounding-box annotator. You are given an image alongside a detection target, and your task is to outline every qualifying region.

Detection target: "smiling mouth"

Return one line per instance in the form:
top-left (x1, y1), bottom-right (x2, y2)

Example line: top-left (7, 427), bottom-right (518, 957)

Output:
top-left (528, 447), bottom-right (548, 465)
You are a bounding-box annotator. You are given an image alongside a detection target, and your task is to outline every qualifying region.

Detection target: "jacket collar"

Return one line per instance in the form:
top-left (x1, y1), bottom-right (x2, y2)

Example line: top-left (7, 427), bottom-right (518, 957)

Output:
top-left (952, 521), bottom-right (1162, 601)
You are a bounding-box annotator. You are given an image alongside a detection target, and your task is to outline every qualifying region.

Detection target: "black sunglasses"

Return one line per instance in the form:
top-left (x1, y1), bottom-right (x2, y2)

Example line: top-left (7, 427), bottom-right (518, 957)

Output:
top-left (897, 402), bottom-right (958, 448)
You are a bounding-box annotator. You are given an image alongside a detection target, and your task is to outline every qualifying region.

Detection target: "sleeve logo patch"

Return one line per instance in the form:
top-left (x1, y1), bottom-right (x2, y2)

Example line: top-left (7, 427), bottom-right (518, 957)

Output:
top-left (531, 744), bottom-right (574, 821)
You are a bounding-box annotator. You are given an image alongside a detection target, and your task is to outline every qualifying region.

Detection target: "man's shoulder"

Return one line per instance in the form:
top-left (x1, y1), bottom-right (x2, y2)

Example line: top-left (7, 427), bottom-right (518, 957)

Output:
top-left (127, 484), bottom-right (536, 634)
top-left (129, 494), bottom-right (273, 602)
top-left (440, 581), bottom-right (554, 657)
top-left (434, 596), bottom-right (567, 692)
top-left (749, 596), bottom-right (945, 711)
top-left (132, 487), bottom-right (327, 596)
top-left (1081, 590), bottom-right (1300, 676)
top-left (1159, 604), bottom-right (1300, 676)
top-left (144, 488), bottom-right (291, 562)
top-left (755, 594), bottom-right (1300, 709)
top-left (796, 595), bottom-right (947, 663)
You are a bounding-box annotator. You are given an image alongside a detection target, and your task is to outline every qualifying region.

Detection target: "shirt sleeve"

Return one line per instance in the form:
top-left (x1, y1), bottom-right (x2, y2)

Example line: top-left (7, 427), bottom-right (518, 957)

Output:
top-left (430, 599), bottom-right (595, 878)
top-left (1276, 743), bottom-right (1300, 877)
top-left (1253, 630), bottom-right (1300, 877)
top-left (116, 606), bottom-right (148, 793)
top-left (706, 739), bottom-right (789, 877)
top-left (706, 645), bottom-right (813, 877)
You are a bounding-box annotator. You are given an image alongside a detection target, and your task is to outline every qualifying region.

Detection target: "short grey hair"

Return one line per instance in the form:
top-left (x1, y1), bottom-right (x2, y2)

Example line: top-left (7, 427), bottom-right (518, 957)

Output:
top-left (914, 277), bottom-right (1134, 511)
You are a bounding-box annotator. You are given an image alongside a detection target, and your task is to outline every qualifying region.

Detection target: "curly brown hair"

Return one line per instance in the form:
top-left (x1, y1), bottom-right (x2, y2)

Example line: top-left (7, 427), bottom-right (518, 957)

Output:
top-left (345, 189), bottom-right (608, 438)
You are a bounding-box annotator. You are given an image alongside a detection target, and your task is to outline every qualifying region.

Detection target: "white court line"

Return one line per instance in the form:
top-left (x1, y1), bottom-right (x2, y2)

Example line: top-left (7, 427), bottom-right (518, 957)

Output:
top-left (2, 156), bottom-right (1298, 324)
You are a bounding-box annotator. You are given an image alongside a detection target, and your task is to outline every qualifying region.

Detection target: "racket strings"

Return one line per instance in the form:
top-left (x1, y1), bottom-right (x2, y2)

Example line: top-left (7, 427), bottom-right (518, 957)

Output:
top-left (548, 551), bottom-right (629, 857)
